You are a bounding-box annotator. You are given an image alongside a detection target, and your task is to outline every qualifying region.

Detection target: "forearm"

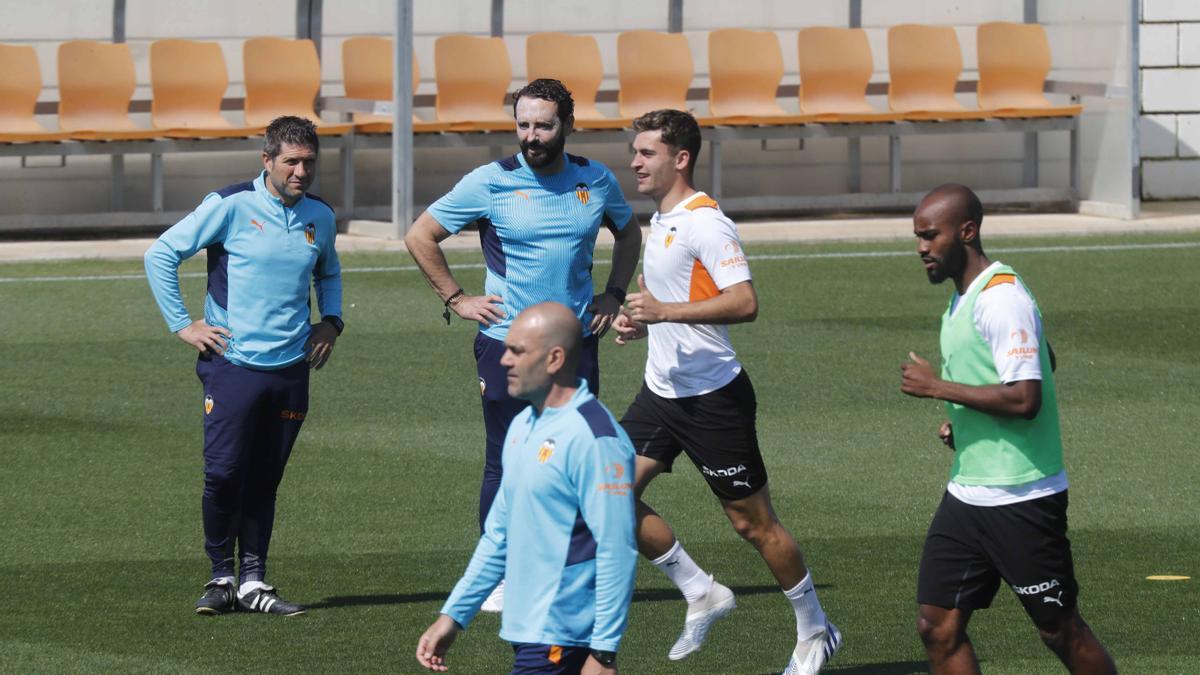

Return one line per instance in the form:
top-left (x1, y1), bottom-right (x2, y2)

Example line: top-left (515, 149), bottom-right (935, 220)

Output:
top-left (405, 217), bottom-right (463, 302)
top-left (659, 282), bottom-right (756, 325)
top-left (144, 240), bottom-right (191, 331)
top-left (603, 221), bottom-right (642, 293)
top-left (932, 379), bottom-right (1041, 419)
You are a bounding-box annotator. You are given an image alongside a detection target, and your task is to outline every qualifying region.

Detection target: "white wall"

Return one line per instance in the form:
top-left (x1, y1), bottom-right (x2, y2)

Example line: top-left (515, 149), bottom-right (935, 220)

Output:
top-left (0, 0), bottom-right (1137, 220)
top-left (1139, 0), bottom-right (1200, 198)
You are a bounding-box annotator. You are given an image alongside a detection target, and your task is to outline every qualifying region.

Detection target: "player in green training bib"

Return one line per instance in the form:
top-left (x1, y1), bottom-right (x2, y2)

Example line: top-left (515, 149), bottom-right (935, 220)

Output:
top-left (900, 184), bottom-right (1115, 675)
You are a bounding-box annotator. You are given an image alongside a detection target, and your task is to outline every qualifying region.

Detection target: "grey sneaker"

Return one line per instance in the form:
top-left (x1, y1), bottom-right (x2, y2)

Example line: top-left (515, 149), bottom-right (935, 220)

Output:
top-left (783, 620), bottom-right (842, 675)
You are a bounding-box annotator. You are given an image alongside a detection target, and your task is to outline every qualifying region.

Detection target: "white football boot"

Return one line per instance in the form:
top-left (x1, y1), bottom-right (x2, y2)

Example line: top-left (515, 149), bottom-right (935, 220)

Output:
top-left (667, 576), bottom-right (736, 660)
top-left (783, 620), bottom-right (842, 675)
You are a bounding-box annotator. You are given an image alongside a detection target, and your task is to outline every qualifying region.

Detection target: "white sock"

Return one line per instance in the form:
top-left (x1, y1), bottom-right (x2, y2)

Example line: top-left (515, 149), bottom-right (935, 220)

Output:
top-left (650, 540), bottom-right (711, 603)
top-left (211, 576), bottom-right (234, 586)
top-left (238, 580), bottom-right (268, 598)
top-left (783, 572), bottom-right (827, 639)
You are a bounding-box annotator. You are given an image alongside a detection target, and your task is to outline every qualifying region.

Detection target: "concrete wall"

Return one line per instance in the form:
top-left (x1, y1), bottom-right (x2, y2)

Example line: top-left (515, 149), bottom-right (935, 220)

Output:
top-left (1140, 0), bottom-right (1200, 198)
top-left (0, 0), bottom-right (1134, 220)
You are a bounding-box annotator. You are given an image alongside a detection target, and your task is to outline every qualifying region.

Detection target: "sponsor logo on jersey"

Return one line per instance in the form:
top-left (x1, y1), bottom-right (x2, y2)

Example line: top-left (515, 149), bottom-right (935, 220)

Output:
top-left (719, 240), bottom-right (748, 268)
top-left (538, 439), bottom-right (556, 463)
top-left (1010, 328), bottom-right (1030, 344)
top-left (250, 219), bottom-right (264, 232)
top-left (280, 409), bottom-right (307, 421)
top-left (1012, 579), bottom-right (1060, 596)
top-left (575, 182), bottom-right (590, 205)
top-left (664, 226), bottom-right (676, 248)
top-left (701, 463), bottom-right (747, 478)
top-left (304, 223), bottom-right (316, 245)
top-left (204, 394), bottom-right (214, 415)
top-left (1006, 346), bottom-right (1039, 359)
top-left (597, 463), bottom-right (633, 496)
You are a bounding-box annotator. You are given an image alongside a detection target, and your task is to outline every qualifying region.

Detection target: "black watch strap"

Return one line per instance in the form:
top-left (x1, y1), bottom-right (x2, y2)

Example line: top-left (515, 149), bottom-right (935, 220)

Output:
top-left (322, 315), bottom-right (344, 335)
top-left (604, 285), bottom-right (627, 304)
top-left (589, 649), bottom-right (616, 666)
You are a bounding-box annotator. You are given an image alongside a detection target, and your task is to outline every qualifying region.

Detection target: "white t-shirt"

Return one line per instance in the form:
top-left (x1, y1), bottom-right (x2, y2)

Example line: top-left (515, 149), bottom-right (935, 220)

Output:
top-left (641, 192), bottom-right (752, 398)
top-left (945, 261), bottom-right (1067, 506)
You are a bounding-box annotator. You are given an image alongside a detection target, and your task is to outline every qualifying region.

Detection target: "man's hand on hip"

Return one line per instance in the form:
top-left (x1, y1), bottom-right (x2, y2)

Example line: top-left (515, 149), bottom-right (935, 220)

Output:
top-left (176, 320), bottom-right (231, 355)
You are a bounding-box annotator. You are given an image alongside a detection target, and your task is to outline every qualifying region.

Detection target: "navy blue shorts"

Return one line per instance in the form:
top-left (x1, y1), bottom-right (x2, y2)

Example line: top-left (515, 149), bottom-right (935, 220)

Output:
top-left (510, 643), bottom-right (590, 674)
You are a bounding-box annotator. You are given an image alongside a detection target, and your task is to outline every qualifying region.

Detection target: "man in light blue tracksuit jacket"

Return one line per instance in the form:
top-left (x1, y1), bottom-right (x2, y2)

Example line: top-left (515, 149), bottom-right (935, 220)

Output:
top-left (416, 302), bottom-right (637, 674)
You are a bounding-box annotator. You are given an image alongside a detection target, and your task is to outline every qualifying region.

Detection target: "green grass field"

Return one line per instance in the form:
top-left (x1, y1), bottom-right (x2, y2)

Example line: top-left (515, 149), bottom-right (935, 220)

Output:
top-left (1, 231), bottom-right (1197, 674)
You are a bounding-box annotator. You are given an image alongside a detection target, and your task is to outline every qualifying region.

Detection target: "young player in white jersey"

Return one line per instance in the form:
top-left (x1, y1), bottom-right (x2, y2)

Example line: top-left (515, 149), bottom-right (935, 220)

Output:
top-left (611, 109), bottom-right (841, 675)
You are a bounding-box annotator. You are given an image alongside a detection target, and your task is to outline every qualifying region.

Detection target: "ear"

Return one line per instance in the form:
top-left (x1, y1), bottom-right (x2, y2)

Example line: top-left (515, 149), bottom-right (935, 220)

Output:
top-left (960, 219), bottom-right (979, 245)
top-left (545, 345), bottom-right (566, 376)
top-left (563, 114), bottom-right (575, 137)
top-left (262, 152), bottom-right (271, 169)
top-left (674, 148), bottom-right (690, 173)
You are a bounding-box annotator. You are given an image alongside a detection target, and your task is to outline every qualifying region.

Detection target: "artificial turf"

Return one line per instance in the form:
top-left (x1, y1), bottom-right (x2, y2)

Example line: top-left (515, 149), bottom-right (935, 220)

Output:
top-left (1, 231), bottom-right (1196, 673)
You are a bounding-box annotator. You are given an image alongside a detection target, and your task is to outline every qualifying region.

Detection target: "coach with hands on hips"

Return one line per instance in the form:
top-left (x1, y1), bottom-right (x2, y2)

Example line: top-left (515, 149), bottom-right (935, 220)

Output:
top-left (145, 115), bottom-right (343, 617)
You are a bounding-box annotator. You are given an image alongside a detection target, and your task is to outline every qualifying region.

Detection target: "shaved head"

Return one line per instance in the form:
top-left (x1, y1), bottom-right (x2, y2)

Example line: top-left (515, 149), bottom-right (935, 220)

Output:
top-left (915, 184), bottom-right (984, 242)
top-left (501, 302), bottom-right (583, 409)
top-left (516, 302), bottom-right (583, 376)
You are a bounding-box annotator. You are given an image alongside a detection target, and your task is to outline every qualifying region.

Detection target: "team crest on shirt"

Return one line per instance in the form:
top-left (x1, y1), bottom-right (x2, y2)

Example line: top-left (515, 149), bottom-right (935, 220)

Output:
top-left (304, 223), bottom-right (316, 245)
top-left (204, 395), bottom-right (214, 415)
top-left (538, 439), bottom-right (556, 463)
top-left (664, 226), bottom-right (677, 248)
top-left (478, 377), bottom-right (486, 397)
top-left (575, 182), bottom-right (590, 205)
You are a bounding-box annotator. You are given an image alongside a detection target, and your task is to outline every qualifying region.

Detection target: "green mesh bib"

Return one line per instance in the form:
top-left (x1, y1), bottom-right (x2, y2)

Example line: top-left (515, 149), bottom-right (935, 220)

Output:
top-left (939, 264), bottom-right (1063, 486)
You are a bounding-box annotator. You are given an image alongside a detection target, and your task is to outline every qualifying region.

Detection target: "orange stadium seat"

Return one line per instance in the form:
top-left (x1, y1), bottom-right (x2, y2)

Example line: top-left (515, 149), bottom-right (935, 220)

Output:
top-left (341, 36), bottom-right (452, 133)
top-left (150, 39), bottom-right (264, 138)
top-left (526, 33), bottom-right (626, 130)
top-left (616, 31), bottom-right (693, 119)
top-left (976, 22), bottom-right (1082, 118)
top-left (887, 24), bottom-right (991, 121)
top-left (433, 34), bottom-right (513, 131)
top-left (243, 37), bottom-right (353, 135)
top-left (57, 40), bottom-right (163, 140)
top-left (707, 28), bottom-right (815, 126)
top-left (796, 28), bottom-right (901, 122)
top-left (0, 44), bottom-right (70, 142)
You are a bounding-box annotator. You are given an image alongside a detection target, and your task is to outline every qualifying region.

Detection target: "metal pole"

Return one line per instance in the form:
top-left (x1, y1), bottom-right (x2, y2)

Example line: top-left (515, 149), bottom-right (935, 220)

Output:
top-left (112, 0), bottom-right (126, 43)
top-left (1022, 0), bottom-right (1038, 188)
top-left (393, 0), bottom-right (415, 236)
top-left (848, 0), bottom-right (862, 192)
top-left (113, 0), bottom-right (127, 211)
top-left (491, 0), bottom-right (504, 37)
top-left (889, 136), bottom-right (901, 193)
top-left (668, 0), bottom-right (683, 33)
top-left (710, 140), bottom-right (722, 200)
top-left (1128, 0), bottom-right (1141, 216)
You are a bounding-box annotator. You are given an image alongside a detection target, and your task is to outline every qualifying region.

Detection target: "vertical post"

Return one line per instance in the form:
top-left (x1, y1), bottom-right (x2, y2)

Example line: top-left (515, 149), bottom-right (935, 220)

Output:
top-left (151, 153), bottom-right (164, 212)
top-left (341, 131), bottom-right (356, 219)
top-left (710, 140), bottom-right (722, 200)
top-left (668, 0), bottom-right (683, 33)
top-left (110, 156), bottom-right (125, 211)
top-left (112, 0), bottom-right (126, 43)
top-left (889, 136), bottom-right (901, 193)
top-left (848, 0), bottom-right (862, 192)
top-left (1128, 0), bottom-right (1141, 216)
top-left (491, 0), bottom-right (504, 37)
top-left (1022, 0), bottom-right (1038, 188)
top-left (393, 0), bottom-right (415, 236)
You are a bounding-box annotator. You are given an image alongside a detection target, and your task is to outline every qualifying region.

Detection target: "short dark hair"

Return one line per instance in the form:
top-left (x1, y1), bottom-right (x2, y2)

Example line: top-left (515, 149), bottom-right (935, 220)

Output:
top-left (512, 78), bottom-right (575, 124)
top-left (264, 116), bottom-right (319, 159)
top-left (632, 109), bottom-right (702, 176)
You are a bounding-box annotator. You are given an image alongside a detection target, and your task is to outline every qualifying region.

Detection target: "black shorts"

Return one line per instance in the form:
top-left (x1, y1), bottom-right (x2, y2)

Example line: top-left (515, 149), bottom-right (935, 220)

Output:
top-left (917, 490), bottom-right (1079, 627)
top-left (619, 370), bottom-right (767, 501)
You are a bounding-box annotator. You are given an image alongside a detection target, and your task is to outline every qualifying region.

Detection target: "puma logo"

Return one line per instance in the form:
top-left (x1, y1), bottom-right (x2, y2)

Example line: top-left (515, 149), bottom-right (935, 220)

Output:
top-left (250, 219), bottom-right (264, 232)
top-left (1043, 591), bottom-right (1064, 607)
top-left (732, 479), bottom-right (752, 490)
top-left (513, 190), bottom-right (530, 200)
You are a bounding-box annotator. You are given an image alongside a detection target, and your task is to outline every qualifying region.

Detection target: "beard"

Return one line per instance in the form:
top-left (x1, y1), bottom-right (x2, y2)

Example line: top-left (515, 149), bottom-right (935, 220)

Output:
top-left (923, 244), bottom-right (964, 284)
top-left (520, 130), bottom-right (566, 169)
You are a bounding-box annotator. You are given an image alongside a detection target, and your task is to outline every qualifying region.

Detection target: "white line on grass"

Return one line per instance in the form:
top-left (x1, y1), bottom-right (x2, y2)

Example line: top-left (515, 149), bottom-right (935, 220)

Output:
top-left (2, 240), bottom-right (1197, 284)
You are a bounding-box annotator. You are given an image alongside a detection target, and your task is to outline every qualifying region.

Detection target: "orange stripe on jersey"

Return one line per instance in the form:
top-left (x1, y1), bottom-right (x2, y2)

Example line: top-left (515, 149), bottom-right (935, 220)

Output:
top-left (689, 258), bottom-right (720, 302)
top-left (984, 273), bottom-right (1017, 289)
top-left (684, 194), bottom-right (719, 211)
top-left (548, 645), bottom-right (563, 664)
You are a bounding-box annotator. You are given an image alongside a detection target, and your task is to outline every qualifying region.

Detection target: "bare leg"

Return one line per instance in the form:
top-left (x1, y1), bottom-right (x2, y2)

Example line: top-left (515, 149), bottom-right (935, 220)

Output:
top-left (1037, 608), bottom-right (1117, 674)
top-left (718, 485), bottom-right (807, 588)
top-left (917, 604), bottom-right (982, 675)
top-left (634, 455), bottom-right (676, 558)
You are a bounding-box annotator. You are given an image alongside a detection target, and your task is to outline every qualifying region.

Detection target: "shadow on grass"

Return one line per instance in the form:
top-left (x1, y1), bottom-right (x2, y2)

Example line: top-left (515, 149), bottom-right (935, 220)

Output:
top-left (308, 592), bottom-right (446, 609)
top-left (826, 661), bottom-right (928, 674)
top-left (633, 583), bottom-right (832, 603)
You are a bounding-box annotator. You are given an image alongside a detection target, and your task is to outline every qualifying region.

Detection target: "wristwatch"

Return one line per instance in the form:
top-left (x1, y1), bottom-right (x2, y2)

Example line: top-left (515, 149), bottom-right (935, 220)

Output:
top-left (321, 315), bottom-right (345, 335)
top-left (589, 649), bottom-right (617, 666)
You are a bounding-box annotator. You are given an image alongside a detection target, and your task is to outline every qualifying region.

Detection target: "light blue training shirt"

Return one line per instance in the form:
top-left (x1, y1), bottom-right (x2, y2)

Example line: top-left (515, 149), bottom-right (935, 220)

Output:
top-left (144, 171), bottom-right (342, 369)
top-left (441, 381), bottom-right (638, 652)
top-left (427, 152), bottom-right (634, 340)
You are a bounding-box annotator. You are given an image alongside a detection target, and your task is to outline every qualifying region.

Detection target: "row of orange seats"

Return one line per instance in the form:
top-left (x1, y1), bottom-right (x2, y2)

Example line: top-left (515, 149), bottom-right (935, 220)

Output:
top-left (0, 22), bottom-right (1077, 144)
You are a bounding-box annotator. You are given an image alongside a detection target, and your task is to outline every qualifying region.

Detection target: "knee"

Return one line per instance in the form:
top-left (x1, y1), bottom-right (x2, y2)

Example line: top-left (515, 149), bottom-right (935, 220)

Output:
top-left (204, 465), bottom-right (242, 499)
top-left (917, 612), bottom-right (963, 654)
top-left (728, 513), bottom-right (772, 546)
top-left (1036, 612), bottom-right (1079, 651)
